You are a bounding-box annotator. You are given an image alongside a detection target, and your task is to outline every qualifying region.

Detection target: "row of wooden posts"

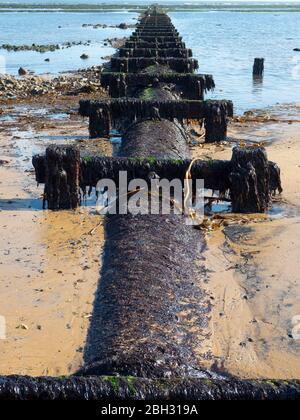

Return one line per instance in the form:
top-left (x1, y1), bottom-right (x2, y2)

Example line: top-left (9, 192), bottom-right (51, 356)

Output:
top-left (33, 7), bottom-right (274, 213)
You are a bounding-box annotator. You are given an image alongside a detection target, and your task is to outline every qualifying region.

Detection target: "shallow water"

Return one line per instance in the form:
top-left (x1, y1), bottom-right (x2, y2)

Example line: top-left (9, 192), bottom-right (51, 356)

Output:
top-left (0, 6), bottom-right (300, 113)
top-left (0, 11), bottom-right (136, 74)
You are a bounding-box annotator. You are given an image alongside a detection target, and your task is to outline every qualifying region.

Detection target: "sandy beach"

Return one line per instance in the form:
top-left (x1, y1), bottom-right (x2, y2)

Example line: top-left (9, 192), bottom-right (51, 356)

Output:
top-left (0, 94), bottom-right (109, 376)
top-left (0, 90), bottom-right (299, 378)
top-left (193, 106), bottom-right (300, 379)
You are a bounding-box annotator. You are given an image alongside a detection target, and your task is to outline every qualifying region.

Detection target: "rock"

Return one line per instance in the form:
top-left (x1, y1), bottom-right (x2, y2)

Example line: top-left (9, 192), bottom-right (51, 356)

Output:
top-left (0, 160), bottom-right (9, 165)
top-left (44, 58), bottom-right (50, 62)
top-left (16, 324), bottom-right (29, 330)
top-left (80, 53), bottom-right (89, 60)
top-left (0, 65), bottom-right (104, 100)
top-left (118, 23), bottom-right (128, 29)
top-left (18, 67), bottom-right (28, 76)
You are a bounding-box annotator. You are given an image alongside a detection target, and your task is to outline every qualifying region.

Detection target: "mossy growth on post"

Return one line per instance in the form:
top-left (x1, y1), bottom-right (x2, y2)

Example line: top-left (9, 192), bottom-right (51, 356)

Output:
top-left (43, 146), bottom-right (81, 210)
top-left (229, 146), bottom-right (281, 213)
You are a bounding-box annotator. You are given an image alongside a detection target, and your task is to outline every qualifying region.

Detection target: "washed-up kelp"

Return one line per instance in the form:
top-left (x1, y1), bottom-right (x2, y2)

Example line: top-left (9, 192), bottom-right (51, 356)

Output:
top-left (110, 57), bottom-right (199, 73)
top-left (118, 48), bottom-right (193, 58)
top-left (0, 376), bottom-right (300, 400)
top-left (100, 72), bottom-right (215, 100)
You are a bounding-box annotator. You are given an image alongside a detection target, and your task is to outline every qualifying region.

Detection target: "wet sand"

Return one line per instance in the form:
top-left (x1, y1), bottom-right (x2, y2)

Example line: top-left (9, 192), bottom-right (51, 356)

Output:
top-left (0, 98), bottom-right (109, 375)
top-left (191, 105), bottom-right (300, 378)
top-left (0, 98), bottom-right (300, 378)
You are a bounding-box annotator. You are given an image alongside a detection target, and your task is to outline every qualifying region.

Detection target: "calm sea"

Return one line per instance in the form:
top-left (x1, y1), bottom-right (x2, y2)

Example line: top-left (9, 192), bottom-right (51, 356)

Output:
top-left (0, 3), bottom-right (300, 113)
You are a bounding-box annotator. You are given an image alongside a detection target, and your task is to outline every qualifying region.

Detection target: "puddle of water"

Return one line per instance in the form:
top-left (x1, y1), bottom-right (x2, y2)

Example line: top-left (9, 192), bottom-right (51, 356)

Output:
top-left (109, 136), bottom-right (122, 144)
top-left (0, 114), bottom-right (17, 122)
top-left (0, 198), bottom-right (43, 211)
top-left (268, 202), bottom-right (300, 219)
top-left (9, 105), bottom-right (69, 121)
top-left (48, 112), bottom-right (68, 120)
top-left (36, 134), bottom-right (90, 141)
top-left (210, 201), bottom-right (231, 213)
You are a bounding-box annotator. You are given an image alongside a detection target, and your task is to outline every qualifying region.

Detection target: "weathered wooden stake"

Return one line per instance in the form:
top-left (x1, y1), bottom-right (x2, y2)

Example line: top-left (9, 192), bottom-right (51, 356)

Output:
top-left (44, 146), bottom-right (81, 210)
top-left (230, 146), bottom-right (271, 213)
top-left (204, 102), bottom-right (231, 142)
top-left (89, 108), bottom-right (110, 138)
top-left (253, 58), bottom-right (265, 76)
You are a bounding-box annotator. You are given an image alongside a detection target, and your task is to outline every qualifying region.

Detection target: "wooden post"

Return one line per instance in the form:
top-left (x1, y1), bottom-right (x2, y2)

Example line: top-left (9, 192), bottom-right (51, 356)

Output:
top-left (44, 146), bottom-right (81, 210)
top-left (253, 58), bottom-right (264, 76)
top-left (230, 146), bottom-right (270, 213)
top-left (204, 102), bottom-right (230, 143)
top-left (89, 107), bottom-right (110, 138)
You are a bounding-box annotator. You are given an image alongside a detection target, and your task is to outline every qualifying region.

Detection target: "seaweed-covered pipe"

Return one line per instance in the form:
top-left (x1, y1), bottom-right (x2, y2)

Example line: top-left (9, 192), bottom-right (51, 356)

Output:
top-left (79, 118), bottom-right (217, 378)
top-left (0, 376), bottom-right (299, 400)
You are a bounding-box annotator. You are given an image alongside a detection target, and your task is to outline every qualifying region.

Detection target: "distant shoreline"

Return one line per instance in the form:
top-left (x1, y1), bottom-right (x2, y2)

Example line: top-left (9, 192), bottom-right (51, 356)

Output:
top-left (1, 3), bottom-right (300, 13)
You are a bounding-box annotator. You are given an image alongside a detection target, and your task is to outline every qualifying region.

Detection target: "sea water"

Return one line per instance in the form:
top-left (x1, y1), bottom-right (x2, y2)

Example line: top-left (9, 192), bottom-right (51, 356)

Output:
top-left (0, 2), bottom-right (299, 113)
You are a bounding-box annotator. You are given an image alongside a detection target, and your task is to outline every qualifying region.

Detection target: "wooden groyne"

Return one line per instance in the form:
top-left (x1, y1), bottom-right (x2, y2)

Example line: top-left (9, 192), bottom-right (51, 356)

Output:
top-left (2, 6), bottom-right (298, 400)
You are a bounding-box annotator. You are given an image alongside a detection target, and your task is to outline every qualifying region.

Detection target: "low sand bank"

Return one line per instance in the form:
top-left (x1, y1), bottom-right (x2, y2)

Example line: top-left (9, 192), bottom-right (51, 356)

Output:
top-left (0, 99), bottom-right (299, 377)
